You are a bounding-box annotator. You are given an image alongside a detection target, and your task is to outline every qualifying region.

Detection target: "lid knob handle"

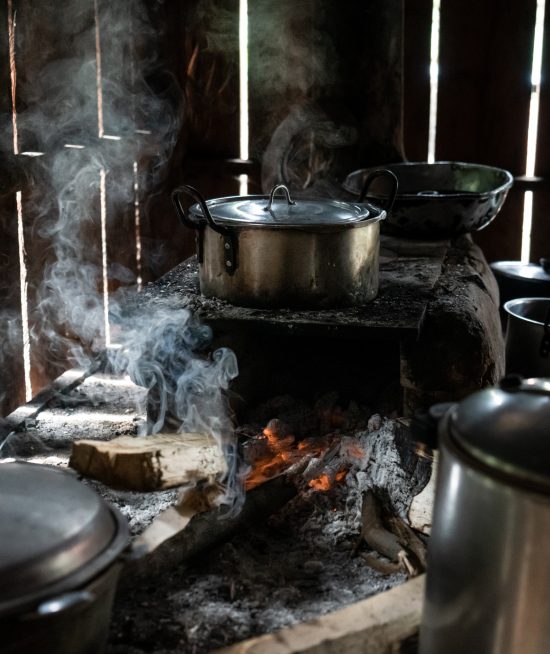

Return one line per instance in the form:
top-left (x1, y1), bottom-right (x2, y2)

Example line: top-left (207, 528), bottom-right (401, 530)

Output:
top-left (264, 184), bottom-right (296, 212)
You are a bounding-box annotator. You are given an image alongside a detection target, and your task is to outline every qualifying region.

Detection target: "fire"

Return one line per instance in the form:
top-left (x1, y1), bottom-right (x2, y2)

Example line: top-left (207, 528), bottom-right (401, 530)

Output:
top-left (263, 422), bottom-right (294, 452)
top-left (245, 420), bottom-right (329, 491)
top-left (308, 468), bottom-right (347, 492)
top-left (308, 474), bottom-right (331, 491)
top-left (244, 414), bottom-right (359, 492)
top-left (348, 445), bottom-right (365, 459)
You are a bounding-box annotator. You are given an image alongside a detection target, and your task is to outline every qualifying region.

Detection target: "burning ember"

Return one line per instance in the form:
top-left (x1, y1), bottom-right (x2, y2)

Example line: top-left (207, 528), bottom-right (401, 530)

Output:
top-left (308, 469), bottom-right (347, 491)
top-left (241, 396), bottom-right (375, 491)
top-left (244, 416), bottom-right (332, 490)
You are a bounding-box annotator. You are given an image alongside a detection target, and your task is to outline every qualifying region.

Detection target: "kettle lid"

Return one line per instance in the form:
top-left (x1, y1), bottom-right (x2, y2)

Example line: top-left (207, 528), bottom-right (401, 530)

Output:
top-left (490, 260), bottom-right (550, 284)
top-left (446, 376), bottom-right (550, 491)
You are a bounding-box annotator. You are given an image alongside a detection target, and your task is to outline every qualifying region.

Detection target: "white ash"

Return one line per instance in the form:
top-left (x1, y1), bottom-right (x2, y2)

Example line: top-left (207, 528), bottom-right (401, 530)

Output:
top-left (349, 419), bottom-right (422, 519)
top-left (106, 419), bottom-right (417, 654)
top-left (85, 479), bottom-right (180, 536)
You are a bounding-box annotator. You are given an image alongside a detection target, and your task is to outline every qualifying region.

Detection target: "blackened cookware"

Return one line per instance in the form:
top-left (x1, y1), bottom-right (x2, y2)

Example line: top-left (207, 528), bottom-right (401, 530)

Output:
top-left (1, 462), bottom-right (129, 654)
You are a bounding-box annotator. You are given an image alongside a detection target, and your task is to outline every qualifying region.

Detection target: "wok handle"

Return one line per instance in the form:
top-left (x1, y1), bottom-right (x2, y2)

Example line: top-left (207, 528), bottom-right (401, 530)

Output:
top-left (358, 169), bottom-right (398, 213)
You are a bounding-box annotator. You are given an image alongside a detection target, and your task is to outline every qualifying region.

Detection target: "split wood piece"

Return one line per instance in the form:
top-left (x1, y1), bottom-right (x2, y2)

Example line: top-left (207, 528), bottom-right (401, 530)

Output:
top-left (120, 467), bottom-right (303, 588)
top-left (213, 574), bottom-right (425, 654)
top-left (69, 432), bottom-right (226, 491)
top-left (408, 450), bottom-right (439, 535)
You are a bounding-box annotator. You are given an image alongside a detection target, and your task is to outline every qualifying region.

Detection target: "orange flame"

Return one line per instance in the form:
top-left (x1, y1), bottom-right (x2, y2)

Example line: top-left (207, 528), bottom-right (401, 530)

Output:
top-left (308, 474), bottom-right (331, 491)
top-left (245, 421), bottom-right (330, 490)
top-left (308, 468), bottom-right (348, 492)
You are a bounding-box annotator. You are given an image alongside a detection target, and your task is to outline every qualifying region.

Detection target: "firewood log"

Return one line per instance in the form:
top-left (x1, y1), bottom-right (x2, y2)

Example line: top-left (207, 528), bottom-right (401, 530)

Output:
top-left (69, 432), bottom-right (226, 491)
top-left (120, 471), bottom-right (302, 587)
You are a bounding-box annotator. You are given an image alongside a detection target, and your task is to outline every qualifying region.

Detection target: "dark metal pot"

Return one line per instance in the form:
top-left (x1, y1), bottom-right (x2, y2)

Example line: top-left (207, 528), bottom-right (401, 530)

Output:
top-left (0, 462), bottom-right (129, 654)
top-left (419, 377), bottom-right (550, 654)
top-left (172, 170), bottom-right (397, 309)
top-left (504, 297), bottom-right (550, 376)
top-left (343, 161), bottom-right (513, 238)
top-left (490, 259), bottom-right (550, 307)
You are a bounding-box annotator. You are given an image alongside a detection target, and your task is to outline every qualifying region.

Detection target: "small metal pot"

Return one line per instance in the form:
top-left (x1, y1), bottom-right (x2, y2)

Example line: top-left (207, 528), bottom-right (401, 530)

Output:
top-left (504, 297), bottom-right (550, 376)
top-left (419, 377), bottom-right (550, 654)
top-left (491, 259), bottom-right (550, 307)
top-left (172, 170), bottom-right (397, 309)
top-left (1, 462), bottom-right (129, 654)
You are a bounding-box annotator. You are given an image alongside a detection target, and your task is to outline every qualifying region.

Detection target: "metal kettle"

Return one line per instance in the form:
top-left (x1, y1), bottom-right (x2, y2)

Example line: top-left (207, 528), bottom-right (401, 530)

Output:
top-left (419, 376), bottom-right (550, 654)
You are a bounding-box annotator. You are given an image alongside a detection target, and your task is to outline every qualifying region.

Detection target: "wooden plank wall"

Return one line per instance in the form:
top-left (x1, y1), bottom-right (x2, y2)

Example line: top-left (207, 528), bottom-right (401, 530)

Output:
top-left (404, 0), bottom-right (549, 264)
top-left (532, 2), bottom-right (550, 264)
top-left (0, 0), bottom-right (189, 414)
top-left (1, 0), bottom-right (549, 413)
top-left (0, 0), bottom-right (25, 414)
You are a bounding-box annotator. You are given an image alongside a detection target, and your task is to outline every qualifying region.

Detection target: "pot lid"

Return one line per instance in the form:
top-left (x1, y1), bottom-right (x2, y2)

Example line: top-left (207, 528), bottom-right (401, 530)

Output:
top-left (190, 184), bottom-right (378, 228)
top-left (446, 376), bottom-right (550, 492)
top-left (0, 462), bottom-right (122, 610)
top-left (490, 260), bottom-right (550, 283)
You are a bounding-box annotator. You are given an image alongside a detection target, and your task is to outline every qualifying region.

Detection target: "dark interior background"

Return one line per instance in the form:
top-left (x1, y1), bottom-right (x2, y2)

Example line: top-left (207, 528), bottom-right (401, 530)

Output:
top-left (0, 0), bottom-right (548, 415)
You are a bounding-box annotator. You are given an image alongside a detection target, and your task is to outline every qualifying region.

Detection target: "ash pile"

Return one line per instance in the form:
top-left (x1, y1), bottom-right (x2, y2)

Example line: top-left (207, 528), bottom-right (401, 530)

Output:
top-left (107, 397), bottom-right (432, 654)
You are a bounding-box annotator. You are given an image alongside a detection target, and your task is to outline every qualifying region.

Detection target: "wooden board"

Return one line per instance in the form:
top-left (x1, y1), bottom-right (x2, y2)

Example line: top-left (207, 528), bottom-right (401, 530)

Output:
top-left (214, 575), bottom-right (425, 654)
top-left (70, 432), bottom-right (226, 490)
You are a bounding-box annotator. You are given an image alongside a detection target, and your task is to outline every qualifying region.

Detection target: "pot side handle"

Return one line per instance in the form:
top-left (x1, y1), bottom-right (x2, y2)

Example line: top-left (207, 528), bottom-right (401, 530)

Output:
top-left (171, 185), bottom-right (238, 275)
top-left (172, 185), bottom-right (220, 232)
top-left (358, 169), bottom-right (398, 214)
top-left (20, 591), bottom-right (96, 621)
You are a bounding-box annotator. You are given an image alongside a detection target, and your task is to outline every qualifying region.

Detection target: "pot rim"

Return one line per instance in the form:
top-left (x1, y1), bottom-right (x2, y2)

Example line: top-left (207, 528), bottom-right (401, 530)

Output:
top-left (189, 194), bottom-right (386, 230)
top-left (491, 260), bottom-right (550, 283)
top-left (443, 378), bottom-right (550, 493)
top-left (0, 504), bottom-right (128, 618)
top-left (0, 462), bottom-right (130, 618)
top-left (504, 297), bottom-right (550, 327)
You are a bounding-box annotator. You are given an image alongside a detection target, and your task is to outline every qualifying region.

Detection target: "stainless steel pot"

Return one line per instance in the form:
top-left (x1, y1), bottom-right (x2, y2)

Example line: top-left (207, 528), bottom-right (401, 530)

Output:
top-left (419, 377), bottom-right (550, 654)
top-left (172, 170), bottom-right (397, 308)
top-left (504, 297), bottom-right (550, 376)
top-left (1, 462), bottom-right (129, 654)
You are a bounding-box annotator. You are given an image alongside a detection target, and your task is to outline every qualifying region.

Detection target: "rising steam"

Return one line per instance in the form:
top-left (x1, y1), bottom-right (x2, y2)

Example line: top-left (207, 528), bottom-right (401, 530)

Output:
top-left (1, 1), bottom-right (243, 509)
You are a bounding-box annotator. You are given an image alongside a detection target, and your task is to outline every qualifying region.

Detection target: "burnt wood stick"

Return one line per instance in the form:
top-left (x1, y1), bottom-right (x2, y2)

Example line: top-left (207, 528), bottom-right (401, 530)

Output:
top-left (387, 515), bottom-right (427, 571)
top-left (357, 490), bottom-right (403, 562)
top-left (119, 474), bottom-right (299, 588)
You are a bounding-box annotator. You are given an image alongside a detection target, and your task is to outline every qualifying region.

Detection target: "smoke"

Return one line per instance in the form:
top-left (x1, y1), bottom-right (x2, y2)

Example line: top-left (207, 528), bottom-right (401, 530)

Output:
top-left (1, 0), bottom-right (244, 510)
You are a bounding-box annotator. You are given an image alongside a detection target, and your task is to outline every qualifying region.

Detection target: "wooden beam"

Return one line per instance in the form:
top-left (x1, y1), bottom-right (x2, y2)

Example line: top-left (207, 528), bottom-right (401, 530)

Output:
top-left (214, 575), bottom-right (425, 654)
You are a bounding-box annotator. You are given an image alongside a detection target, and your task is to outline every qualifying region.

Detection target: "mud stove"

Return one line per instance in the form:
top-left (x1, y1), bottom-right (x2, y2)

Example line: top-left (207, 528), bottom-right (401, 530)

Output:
top-left (2, 232), bottom-right (503, 654)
